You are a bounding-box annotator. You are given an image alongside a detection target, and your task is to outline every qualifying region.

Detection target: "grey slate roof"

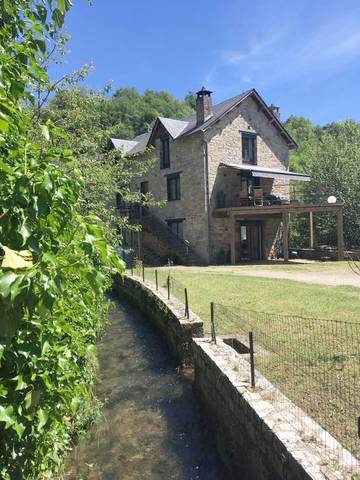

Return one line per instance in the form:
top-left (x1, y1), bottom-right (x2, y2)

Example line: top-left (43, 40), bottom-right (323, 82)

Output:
top-left (180, 90), bottom-right (252, 136)
top-left (158, 117), bottom-right (189, 139)
top-left (110, 138), bottom-right (138, 154)
top-left (110, 132), bottom-right (150, 154)
top-left (111, 89), bottom-right (296, 155)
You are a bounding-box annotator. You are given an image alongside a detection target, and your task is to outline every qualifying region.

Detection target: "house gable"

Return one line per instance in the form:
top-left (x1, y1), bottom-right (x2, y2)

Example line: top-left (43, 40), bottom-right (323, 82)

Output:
top-left (147, 117), bottom-right (190, 146)
top-left (196, 89), bottom-right (296, 150)
top-left (111, 88), bottom-right (296, 157)
top-left (205, 94), bottom-right (290, 172)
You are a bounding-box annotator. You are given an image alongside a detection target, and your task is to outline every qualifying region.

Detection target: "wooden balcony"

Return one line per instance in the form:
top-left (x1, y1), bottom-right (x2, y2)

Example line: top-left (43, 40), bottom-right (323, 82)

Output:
top-left (213, 200), bottom-right (345, 263)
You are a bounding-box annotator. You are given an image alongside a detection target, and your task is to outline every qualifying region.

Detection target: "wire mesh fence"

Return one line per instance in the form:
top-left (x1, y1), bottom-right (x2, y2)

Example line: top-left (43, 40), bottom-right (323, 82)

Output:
top-left (127, 260), bottom-right (190, 318)
top-left (214, 303), bottom-right (360, 469)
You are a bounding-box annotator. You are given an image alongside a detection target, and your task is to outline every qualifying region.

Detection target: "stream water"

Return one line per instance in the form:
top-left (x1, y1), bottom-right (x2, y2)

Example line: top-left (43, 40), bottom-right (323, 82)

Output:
top-left (65, 297), bottom-right (226, 480)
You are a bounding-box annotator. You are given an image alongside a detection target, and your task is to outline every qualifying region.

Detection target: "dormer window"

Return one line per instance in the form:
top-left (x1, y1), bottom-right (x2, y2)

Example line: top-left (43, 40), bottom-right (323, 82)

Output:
top-left (160, 136), bottom-right (170, 169)
top-left (242, 132), bottom-right (257, 165)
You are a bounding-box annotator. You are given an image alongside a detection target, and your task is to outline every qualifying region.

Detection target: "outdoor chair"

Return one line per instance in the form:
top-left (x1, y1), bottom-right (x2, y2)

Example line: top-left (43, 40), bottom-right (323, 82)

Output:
top-left (253, 188), bottom-right (264, 206)
top-left (239, 190), bottom-right (249, 206)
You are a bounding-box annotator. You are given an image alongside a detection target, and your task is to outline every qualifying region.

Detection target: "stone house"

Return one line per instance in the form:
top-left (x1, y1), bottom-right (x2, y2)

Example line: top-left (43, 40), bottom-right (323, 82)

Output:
top-left (111, 88), bottom-right (344, 265)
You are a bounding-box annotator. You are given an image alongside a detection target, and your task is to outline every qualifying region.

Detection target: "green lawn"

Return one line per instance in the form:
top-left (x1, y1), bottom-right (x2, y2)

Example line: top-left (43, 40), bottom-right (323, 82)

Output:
top-left (137, 266), bottom-right (360, 458)
top-left (160, 268), bottom-right (360, 327)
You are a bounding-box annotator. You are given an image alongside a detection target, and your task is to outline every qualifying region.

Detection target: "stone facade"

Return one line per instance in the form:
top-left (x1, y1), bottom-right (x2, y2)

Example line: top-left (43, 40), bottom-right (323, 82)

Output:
top-left (133, 131), bottom-right (211, 263)
top-left (130, 92), bottom-right (294, 264)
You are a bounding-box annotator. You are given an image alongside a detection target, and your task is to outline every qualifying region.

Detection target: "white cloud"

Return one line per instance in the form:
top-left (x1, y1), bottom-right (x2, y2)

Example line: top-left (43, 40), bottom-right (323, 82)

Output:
top-left (241, 75), bottom-right (252, 84)
top-left (204, 10), bottom-right (360, 92)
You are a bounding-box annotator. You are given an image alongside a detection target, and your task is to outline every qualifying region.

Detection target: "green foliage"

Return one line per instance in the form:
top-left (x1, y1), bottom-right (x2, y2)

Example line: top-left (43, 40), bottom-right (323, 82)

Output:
top-left (285, 117), bottom-right (360, 247)
top-left (106, 87), bottom-right (195, 139)
top-left (41, 88), bottom-right (159, 248)
top-left (0, 1), bottom-right (124, 478)
top-left (44, 86), bottom-right (195, 149)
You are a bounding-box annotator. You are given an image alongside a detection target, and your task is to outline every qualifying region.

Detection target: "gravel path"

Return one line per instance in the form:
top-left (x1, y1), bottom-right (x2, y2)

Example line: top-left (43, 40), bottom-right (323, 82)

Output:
top-left (171, 264), bottom-right (360, 288)
top-left (217, 268), bottom-right (360, 287)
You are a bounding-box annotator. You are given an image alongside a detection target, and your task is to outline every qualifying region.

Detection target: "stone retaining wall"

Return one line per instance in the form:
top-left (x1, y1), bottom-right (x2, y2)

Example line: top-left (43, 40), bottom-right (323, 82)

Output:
top-left (112, 274), bottom-right (358, 480)
top-left (112, 274), bottom-right (203, 366)
top-left (193, 338), bottom-right (358, 480)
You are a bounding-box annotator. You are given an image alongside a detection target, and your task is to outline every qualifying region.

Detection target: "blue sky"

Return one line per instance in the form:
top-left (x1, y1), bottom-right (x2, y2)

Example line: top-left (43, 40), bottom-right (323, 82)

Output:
top-left (50, 0), bottom-right (360, 124)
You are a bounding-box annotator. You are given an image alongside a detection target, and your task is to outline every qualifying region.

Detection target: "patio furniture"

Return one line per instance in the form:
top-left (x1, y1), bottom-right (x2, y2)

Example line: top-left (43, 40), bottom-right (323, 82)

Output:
top-left (253, 188), bottom-right (264, 206)
top-left (239, 190), bottom-right (249, 206)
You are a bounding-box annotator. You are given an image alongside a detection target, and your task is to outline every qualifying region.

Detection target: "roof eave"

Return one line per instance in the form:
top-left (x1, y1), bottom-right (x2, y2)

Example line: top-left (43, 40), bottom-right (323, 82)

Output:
top-left (147, 117), bottom-right (186, 147)
top-left (183, 88), bottom-right (298, 149)
top-left (250, 89), bottom-right (298, 148)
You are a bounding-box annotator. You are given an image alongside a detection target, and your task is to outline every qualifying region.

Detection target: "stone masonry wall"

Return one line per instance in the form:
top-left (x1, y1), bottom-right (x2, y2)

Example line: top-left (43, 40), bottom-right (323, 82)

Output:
top-left (205, 96), bottom-right (291, 263)
top-left (193, 338), bottom-right (358, 480)
top-left (133, 132), bottom-right (210, 263)
top-left (205, 95), bottom-right (290, 189)
top-left (112, 275), bottom-right (358, 479)
top-left (132, 95), bottom-right (292, 264)
top-left (112, 274), bottom-right (203, 366)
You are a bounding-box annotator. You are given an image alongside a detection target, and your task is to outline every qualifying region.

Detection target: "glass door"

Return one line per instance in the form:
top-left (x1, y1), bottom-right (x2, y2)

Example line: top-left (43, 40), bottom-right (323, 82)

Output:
top-left (239, 222), bottom-right (263, 261)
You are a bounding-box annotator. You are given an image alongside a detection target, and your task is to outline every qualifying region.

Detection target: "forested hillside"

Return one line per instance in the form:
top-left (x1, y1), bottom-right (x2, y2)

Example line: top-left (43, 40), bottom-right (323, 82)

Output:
top-left (45, 87), bottom-right (195, 152)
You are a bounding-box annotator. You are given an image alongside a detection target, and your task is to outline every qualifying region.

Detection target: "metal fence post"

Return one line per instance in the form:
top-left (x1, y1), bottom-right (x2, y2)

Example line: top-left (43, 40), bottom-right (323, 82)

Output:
top-left (167, 275), bottom-right (170, 300)
top-left (184, 288), bottom-right (189, 319)
top-left (155, 269), bottom-right (158, 291)
top-left (142, 263), bottom-right (145, 282)
top-left (210, 302), bottom-right (216, 344)
top-left (249, 331), bottom-right (255, 388)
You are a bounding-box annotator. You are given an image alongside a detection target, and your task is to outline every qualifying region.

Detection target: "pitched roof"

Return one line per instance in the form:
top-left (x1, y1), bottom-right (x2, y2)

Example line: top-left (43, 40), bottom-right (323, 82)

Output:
top-left (180, 89), bottom-right (253, 136)
top-left (110, 132), bottom-right (150, 155)
top-left (111, 88), bottom-right (297, 155)
top-left (158, 117), bottom-right (189, 138)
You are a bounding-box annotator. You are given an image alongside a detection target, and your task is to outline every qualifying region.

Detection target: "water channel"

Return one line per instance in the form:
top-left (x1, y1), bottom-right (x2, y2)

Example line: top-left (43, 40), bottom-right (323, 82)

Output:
top-left (65, 297), bottom-right (227, 479)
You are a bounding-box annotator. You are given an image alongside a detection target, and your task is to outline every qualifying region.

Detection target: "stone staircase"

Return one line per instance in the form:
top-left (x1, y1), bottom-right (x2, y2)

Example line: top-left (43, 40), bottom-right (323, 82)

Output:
top-left (139, 213), bottom-right (205, 265)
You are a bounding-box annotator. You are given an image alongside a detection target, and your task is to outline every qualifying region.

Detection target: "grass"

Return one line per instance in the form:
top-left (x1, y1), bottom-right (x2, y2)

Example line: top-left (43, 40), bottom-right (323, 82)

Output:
top-left (136, 265), bottom-right (360, 460)
top-left (154, 267), bottom-right (360, 327)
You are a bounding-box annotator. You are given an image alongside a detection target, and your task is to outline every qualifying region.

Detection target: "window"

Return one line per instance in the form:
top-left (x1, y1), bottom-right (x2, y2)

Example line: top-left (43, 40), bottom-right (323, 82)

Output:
top-left (140, 181), bottom-right (149, 195)
top-left (167, 174), bottom-right (181, 201)
top-left (167, 219), bottom-right (184, 239)
top-left (140, 181), bottom-right (149, 216)
top-left (242, 132), bottom-right (257, 165)
top-left (160, 136), bottom-right (170, 169)
top-left (116, 192), bottom-right (124, 209)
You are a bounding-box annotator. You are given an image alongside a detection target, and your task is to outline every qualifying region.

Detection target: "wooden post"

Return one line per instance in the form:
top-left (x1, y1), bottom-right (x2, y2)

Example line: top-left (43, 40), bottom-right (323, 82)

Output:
top-left (230, 213), bottom-right (236, 265)
top-left (309, 211), bottom-right (315, 249)
top-left (282, 212), bottom-right (289, 262)
top-left (337, 207), bottom-right (344, 260)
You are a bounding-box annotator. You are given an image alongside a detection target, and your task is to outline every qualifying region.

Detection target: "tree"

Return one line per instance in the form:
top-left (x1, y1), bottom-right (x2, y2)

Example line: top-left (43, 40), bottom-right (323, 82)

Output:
top-left (42, 87), bottom-right (159, 249)
top-left (285, 117), bottom-right (360, 247)
top-left (103, 87), bottom-right (195, 139)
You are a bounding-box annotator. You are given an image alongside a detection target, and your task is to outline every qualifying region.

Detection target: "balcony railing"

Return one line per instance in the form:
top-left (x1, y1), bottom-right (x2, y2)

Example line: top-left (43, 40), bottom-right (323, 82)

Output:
top-left (215, 184), bottom-right (336, 209)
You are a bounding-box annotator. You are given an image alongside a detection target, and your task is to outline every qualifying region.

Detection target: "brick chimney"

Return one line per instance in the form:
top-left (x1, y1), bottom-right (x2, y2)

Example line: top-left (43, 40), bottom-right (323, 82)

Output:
top-left (196, 87), bottom-right (213, 125)
top-left (270, 104), bottom-right (280, 120)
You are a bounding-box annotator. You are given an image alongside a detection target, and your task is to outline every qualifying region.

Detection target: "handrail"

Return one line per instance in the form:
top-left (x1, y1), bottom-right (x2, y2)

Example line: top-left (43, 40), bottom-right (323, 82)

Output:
top-left (139, 212), bottom-right (200, 261)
